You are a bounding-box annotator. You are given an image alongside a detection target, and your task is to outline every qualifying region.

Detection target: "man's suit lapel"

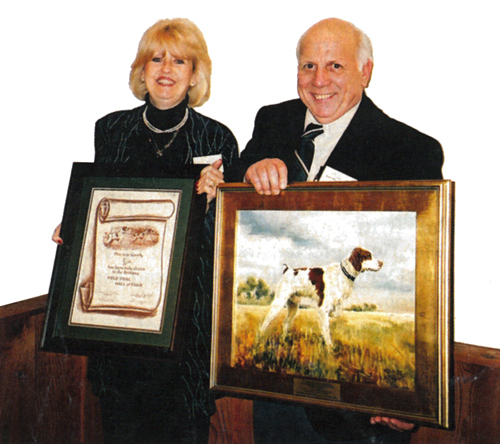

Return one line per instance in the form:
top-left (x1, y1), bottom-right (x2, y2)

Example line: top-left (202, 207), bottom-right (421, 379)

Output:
top-left (283, 100), bottom-right (306, 150)
top-left (282, 101), bottom-right (308, 182)
top-left (322, 93), bottom-right (382, 180)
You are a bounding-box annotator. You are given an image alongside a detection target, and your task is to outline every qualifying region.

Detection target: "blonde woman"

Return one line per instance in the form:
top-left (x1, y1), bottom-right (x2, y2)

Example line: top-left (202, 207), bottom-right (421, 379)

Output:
top-left (72, 18), bottom-right (237, 443)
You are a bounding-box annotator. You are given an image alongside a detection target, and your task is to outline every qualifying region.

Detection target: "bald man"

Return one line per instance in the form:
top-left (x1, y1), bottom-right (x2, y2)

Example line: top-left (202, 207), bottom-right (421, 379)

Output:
top-left (226, 18), bottom-right (443, 444)
top-left (227, 18), bottom-right (442, 192)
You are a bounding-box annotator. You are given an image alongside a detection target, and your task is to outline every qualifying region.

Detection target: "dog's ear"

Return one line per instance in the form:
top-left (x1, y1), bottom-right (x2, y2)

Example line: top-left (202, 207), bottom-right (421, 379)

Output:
top-left (349, 247), bottom-right (372, 271)
top-left (349, 249), bottom-right (362, 271)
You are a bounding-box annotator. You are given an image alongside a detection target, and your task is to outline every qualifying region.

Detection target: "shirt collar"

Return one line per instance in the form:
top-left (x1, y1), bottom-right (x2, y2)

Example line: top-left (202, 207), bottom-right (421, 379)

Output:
top-left (304, 100), bottom-right (361, 135)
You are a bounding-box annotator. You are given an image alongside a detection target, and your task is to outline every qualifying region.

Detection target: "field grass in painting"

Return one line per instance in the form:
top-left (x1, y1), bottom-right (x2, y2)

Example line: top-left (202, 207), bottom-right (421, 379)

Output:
top-left (233, 305), bottom-right (415, 390)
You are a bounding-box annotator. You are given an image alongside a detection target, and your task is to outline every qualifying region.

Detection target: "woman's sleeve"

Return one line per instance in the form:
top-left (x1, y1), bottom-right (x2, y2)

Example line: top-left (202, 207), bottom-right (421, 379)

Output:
top-left (221, 129), bottom-right (239, 172)
top-left (94, 117), bottom-right (110, 163)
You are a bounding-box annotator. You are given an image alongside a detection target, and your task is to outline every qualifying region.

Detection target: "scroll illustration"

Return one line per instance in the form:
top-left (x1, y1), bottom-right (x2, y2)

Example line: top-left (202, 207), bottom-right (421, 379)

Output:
top-left (69, 189), bottom-right (181, 332)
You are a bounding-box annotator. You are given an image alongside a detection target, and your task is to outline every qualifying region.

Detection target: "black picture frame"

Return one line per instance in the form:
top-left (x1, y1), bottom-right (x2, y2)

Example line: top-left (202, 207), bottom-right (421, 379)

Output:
top-left (41, 162), bottom-right (206, 361)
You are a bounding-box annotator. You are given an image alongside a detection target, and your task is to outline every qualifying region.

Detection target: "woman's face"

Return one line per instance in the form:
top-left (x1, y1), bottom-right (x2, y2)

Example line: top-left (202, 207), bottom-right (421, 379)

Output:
top-left (142, 48), bottom-right (196, 110)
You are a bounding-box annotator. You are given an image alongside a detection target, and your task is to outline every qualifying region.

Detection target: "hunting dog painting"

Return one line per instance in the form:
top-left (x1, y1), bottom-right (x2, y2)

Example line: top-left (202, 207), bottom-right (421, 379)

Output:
top-left (259, 247), bottom-right (383, 347)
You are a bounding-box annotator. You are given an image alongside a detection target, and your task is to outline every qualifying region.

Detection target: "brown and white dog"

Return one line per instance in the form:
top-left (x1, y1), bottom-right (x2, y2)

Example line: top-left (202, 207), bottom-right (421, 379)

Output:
top-left (259, 247), bottom-right (383, 348)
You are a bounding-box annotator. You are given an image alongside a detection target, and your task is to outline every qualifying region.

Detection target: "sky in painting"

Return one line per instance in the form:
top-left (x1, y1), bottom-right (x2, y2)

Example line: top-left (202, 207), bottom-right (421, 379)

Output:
top-left (235, 210), bottom-right (417, 313)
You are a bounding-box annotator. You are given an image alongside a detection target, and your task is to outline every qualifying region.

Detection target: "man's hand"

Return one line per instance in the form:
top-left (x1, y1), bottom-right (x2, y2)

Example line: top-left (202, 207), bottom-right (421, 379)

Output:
top-left (370, 416), bottom-right (416, 432)
top-left (244, 158), bottom-right (288, 195)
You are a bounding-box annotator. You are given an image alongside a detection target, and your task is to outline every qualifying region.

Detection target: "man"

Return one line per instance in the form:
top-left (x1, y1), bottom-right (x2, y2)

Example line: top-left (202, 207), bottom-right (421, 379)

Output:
top-left (227, 18), bottom-right (442, 193)
top-left (226, 18), bottom-right (443, 444)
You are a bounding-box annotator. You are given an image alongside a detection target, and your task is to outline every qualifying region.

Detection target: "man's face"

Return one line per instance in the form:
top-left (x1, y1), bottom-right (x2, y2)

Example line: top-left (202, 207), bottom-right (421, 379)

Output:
top-left (297, 27), bottom-right (372, 124)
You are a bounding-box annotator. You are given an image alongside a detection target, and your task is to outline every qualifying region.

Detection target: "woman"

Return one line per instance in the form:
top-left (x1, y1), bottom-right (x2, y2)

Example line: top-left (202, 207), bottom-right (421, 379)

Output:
top-left (54, 18), bottom-right (238, 444)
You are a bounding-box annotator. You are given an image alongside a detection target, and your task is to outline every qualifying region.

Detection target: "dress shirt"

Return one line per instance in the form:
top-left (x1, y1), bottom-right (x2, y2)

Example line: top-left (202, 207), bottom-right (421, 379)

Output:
top-left (304, 101), bottom-right (360, 181)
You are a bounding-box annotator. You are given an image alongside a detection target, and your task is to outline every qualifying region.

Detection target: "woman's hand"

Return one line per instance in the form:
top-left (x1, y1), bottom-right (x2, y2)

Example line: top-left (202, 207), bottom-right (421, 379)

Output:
top-left (52, 223), bottom-right (63, 245)
top-left (370, 416), bottom-right (416, 432)
top-left (196, 159), bottom-right (224, 202)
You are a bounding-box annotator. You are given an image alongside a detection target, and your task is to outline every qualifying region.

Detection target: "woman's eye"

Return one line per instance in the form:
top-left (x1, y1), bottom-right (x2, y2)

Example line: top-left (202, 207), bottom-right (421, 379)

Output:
top-left (174, 59), bottom-right (186, 65)
top-left (332, 63), bottom-right (341, 69)
top-left (152, 57), bottom-right (162, 63)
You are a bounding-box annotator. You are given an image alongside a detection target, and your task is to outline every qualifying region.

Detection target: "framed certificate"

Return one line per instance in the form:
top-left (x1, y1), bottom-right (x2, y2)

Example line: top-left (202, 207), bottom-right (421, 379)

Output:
top-left (41, 162), bottom-right (206, 361)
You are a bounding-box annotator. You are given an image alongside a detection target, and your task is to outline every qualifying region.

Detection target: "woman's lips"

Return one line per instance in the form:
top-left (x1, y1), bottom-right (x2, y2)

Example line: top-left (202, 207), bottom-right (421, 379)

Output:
top-left (157, 77), bottom-right (174, 86)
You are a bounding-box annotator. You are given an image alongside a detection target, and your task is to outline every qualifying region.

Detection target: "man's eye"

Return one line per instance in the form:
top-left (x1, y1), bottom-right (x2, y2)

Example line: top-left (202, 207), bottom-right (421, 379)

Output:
top-left (332, 63), bottom-right (341, 69)
top-left (303, 63), bottom-right (315, 69)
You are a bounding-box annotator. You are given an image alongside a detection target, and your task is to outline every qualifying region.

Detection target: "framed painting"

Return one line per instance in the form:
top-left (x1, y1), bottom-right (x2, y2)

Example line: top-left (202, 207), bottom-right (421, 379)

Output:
top-left (210, 180), bottom-right (454, 428)
top-left (41, 162), bottom-right (206, 361)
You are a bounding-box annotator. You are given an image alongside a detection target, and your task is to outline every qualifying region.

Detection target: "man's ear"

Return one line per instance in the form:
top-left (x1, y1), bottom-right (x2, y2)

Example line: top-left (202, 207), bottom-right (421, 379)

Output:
top-left (361, 59), bottom-right (374, 88)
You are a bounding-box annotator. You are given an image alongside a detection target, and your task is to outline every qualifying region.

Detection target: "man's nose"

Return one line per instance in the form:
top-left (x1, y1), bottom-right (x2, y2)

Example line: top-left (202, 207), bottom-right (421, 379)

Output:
top-left (312, 67), bottom-right (329, 86)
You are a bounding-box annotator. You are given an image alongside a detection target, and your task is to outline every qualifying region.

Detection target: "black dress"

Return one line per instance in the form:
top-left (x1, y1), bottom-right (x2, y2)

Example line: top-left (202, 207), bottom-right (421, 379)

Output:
top-left (87, 96), bottom-right (238, 444)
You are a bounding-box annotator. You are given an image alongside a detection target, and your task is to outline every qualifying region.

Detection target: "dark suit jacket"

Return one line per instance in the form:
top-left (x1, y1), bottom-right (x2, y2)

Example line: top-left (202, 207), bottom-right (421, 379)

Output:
top-left (226, 93), bottom-right (443, 182)
top-left (227, 94), bottom-right (443, 442)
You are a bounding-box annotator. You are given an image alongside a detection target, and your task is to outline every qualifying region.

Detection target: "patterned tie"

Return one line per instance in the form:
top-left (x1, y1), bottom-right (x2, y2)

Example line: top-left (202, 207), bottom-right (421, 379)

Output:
top-left (295, 123), bottom-right (324, 181)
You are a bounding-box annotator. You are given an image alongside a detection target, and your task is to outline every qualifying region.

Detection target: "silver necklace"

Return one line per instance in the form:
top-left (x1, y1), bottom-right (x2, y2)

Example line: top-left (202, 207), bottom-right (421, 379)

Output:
top-left (142, 106), bottom-right (189, 134)
top-left (149, 131), bottom-right (180, 157)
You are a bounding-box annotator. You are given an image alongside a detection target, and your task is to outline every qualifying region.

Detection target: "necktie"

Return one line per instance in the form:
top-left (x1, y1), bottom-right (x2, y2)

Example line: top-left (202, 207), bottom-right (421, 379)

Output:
top-left (295, 123), bottom-right (324, 181)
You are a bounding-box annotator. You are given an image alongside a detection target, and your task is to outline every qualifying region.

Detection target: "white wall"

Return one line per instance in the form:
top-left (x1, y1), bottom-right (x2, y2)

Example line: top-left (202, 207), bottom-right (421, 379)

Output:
top-left (1, 0), bottom-right (498, 348)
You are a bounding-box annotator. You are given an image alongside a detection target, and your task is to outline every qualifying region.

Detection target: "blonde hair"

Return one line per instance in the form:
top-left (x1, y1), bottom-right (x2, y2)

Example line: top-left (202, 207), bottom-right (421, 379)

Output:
top-left (129, 18), bottom-right (211, 107)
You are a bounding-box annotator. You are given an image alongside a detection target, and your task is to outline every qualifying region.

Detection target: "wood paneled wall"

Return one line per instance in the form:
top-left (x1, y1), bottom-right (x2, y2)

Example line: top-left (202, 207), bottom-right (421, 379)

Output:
top-left (1, 296), bottom-right (499, 444)
top-left (409, 344), bottom-right (500, 444)
top-left (0, 295), bottom-right (103, 444)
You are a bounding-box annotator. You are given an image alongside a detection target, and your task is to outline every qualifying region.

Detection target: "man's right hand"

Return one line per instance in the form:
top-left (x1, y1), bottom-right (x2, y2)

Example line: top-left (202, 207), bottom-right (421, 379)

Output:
top-left (244, 158), bottom-right (288, 195)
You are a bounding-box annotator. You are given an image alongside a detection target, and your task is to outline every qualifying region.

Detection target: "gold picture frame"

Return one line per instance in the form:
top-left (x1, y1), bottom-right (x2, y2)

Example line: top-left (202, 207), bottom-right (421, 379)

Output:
top-left (210, 180), bottom-right (454, 429)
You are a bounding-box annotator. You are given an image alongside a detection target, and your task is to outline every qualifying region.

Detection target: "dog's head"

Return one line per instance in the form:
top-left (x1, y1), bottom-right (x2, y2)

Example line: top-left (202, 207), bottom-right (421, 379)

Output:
top-left (349, 247), bottom-right (383, 272)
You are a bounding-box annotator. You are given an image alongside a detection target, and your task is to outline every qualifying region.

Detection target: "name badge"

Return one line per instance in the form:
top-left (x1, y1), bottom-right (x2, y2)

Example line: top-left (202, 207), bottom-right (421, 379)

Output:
top-left (193, 154), bottom-right (223, 172)
top-left (318, 166), bottom-right (356, 182)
